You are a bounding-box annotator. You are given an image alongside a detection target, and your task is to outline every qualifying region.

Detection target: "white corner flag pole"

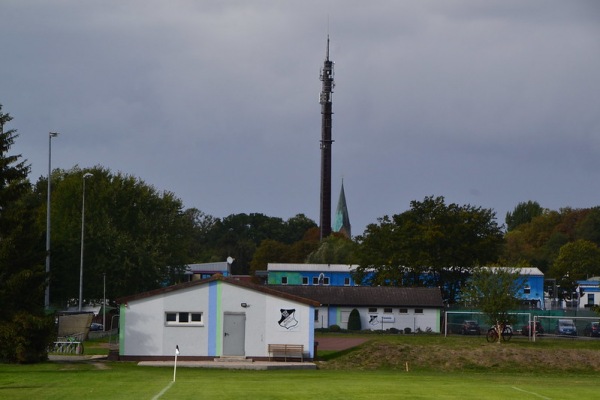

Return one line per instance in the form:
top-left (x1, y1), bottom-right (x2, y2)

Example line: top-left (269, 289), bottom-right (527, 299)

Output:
top-left (173, 345), bottom-right (179, 382)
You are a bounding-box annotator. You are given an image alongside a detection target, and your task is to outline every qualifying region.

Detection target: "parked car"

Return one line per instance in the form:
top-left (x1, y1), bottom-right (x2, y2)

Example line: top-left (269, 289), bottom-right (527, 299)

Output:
top-left (555, 319), bottom-right (577, 336)
top-left (583, 322), bottom-right (600, 337)
top-left (461, 320), bottom-right (481, 335)
top-left (90, 322), bottom-right (104, 331)
top-left (522, 321), bottom-right (544, 336)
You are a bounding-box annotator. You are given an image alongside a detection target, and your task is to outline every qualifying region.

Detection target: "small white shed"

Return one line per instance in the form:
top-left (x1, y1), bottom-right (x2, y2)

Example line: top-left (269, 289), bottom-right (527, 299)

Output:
top-left (117, 275), bottom-right (319, 361)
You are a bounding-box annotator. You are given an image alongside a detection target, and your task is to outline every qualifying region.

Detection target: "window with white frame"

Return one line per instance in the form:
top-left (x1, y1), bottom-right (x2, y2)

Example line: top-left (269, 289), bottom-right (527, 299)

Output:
top-left (302, 276), bottom-right (309, 285)
top-left (323, 277), bottom-right (330, 285)
top-left (281, 276), bottom-right (288, 285)
top-left (312, 277), bottom-right (319, 285)
top-left (344, 277), bottom-right (351, 286)
top-left (384, 307), bottom-right (393, 313)
top-left (399, 308), bottom-right (408, 314)
top-left (165, 312), bottom-right (203, 326)
top-left (368, 307), bottom-right (377, 313)
top-left (414, 308), bottom-right (423, 314)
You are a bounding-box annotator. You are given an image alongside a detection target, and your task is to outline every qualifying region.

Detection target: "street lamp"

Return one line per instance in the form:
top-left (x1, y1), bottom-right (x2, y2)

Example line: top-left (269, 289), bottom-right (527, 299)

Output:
top-left (103, 272), bottom-right (106, 332)
top-left (78, 172), bottom-right (93, 312)
top-left (45, 132), bottom-right (59, 309)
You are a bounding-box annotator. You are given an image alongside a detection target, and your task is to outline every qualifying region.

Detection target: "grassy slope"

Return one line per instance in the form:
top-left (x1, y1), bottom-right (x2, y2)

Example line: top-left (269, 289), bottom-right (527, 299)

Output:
top-left (316, 333), bottom-right (600, 373)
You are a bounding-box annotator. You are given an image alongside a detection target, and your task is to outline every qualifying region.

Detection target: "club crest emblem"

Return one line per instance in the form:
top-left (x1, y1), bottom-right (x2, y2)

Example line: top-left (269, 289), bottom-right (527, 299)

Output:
top-left (369, 315), bottom-right (379, 326)
top-left (278, 309), bottom-right (298, 329)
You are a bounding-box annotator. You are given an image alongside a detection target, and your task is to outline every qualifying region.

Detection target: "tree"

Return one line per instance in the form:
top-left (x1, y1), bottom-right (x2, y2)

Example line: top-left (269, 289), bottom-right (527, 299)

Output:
top-left (203, 213), bottom-right (318, 275)
top-left (347, 308), bottom-right (362, 331)
top-left (38, 166), bottom-right (195, 305)
top-left (184, 208), bottom-right (218, 262)
top-left (503, 210), bottom-right (563, 272)
top-left (462, 267), bottom-right (525, 341)
top-left (305, 233), bottom-right (357, 264)
top-left (354, 196), bottom-right (504, 303)
top-left (503, 207), bottom-right (598, 274)
top-left (549, 240), bottom-right (600, 298)
top-left (575, 207), bottom-right (600, 246)
top-left (249, 239), bottom-right (291, 275)
top-left (0, 104), bottom-right (55, 363)
top-left (505, 201), bottom-right (544, 232)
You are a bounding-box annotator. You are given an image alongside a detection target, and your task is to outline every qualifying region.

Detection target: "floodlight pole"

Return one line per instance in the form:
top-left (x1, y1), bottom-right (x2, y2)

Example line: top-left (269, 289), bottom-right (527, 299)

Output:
top-left (45, 132), bottom-right (59, 309)
top-left (103, 272), bottom-right (106, 331)
top-left (78, 172), bottom-right (93, 312)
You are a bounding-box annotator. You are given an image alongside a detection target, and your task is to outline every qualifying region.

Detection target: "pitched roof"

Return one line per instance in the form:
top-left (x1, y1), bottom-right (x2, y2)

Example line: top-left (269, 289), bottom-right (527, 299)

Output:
top-left (116, 275), bottom-right (320, 307)
top-left (269, 285), bottom-right (444, 308)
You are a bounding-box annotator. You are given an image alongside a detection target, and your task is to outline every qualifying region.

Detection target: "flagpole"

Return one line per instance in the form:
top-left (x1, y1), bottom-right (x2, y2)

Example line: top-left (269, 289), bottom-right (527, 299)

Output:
top-left (173, 345), bottom-right (179, 382)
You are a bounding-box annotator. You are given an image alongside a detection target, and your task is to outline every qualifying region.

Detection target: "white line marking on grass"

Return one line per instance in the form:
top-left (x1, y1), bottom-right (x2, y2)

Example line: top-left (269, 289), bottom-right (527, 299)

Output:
top-left (152, 381), bottom-right (174, 400)
top-left (512, 386), bottom-right (552, 400)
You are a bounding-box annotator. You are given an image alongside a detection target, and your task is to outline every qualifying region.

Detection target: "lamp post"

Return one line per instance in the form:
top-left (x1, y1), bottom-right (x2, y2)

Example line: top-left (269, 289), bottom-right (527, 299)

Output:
top-left (78, 172), bottom-right (93, 312)
top-left (103, 272), bottom-right (106, 332)
top-left (45, 132), bottom-right (59, 309)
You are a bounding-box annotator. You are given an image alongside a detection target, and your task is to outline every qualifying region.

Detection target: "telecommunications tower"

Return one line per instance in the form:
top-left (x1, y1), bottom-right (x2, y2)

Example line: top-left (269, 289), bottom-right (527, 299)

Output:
top-left (319, 36), bottom-right (335, 240)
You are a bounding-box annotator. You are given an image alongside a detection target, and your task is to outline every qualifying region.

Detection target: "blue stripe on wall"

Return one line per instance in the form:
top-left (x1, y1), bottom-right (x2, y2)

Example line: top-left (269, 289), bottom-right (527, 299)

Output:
top-left (208, 281), bottom-right (218, 356)
top-left (309, 307), bottom-right (315, 358)
top-left (328, 306), bottom-right (337, 327)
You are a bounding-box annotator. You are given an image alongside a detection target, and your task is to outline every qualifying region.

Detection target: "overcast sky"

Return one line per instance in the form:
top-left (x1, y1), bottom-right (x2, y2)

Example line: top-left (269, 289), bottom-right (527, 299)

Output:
top-left (2, 1), bottom-right (599, 235)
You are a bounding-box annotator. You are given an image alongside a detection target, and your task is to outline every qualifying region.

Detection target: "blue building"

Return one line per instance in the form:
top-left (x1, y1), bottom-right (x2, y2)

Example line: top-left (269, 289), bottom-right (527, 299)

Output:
top-left (267, 263), bottom-right (359, 287)
top-left (184, 261), bottom-right (232, 281)
top-left (267, 263), bottom-right (546, 308)
top-left (575, 278), bottom-right (600, 309)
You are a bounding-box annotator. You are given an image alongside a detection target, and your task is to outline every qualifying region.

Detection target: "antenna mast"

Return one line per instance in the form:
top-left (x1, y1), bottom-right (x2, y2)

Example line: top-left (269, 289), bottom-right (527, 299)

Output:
top-left (319, 36), bottom-right (335, 240)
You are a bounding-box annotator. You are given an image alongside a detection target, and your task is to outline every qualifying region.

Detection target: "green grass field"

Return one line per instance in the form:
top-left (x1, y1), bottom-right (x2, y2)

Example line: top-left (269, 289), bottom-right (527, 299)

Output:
top-left (3, 334), bottom-right (599, 399)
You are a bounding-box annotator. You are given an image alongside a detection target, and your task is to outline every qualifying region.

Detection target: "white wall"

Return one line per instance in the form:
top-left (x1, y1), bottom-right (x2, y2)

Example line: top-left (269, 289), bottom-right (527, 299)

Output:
top-left (122, 285), bottom-right (211, 357)
top-left (121, 281), bottom-right (313, 358)
top-left (315, 306), bottom-right (440, 333)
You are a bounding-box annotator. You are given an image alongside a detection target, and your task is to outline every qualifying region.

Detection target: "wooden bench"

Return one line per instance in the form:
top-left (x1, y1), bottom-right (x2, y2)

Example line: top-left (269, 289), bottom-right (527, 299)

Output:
top-left (268, 344), bottom-right (304, 362)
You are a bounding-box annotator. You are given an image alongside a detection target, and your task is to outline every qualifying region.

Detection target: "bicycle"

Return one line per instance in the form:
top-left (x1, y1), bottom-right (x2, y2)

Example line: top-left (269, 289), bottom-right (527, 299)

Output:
top-left (486, 324), bottom-right (513, 343)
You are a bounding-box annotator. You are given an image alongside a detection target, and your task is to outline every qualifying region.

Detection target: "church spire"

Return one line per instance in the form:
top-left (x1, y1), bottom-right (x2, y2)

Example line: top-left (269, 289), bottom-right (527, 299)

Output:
top-left (333, 180), bottom-right (351, 238)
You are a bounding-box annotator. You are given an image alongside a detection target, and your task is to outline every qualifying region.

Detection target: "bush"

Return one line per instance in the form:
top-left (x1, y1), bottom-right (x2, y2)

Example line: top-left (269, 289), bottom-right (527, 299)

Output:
top-left (0, 312), bottom-right (56, 363)
top-left (347, 309), bottom-right (362, 331)
top-left (388, 327), bottom-right (400, 334)
top-left (404, 327), bottom-right (412, 334)
top-left (329, 324), bottom-right (341, 332)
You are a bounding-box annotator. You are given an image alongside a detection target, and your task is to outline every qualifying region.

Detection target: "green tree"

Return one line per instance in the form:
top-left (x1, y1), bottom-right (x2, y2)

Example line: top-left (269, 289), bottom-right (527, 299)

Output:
top-left (505, 201), bottom-right (544, 232)
top-left (249, 239), bottom-right (291, 275)
top-left (549, 240), bottom-right (600, 298)
top-left (40, 166), bottom-right (194, 305)
top-left (575, 207), bottom-right (600, 246)
top-left (503, 207), bottom-right (597, 274)
top-left (0, 104), bottom-right (55, 363)
top-left (283, 214), bottom-right (318, 243)
top-left (306, 233), bottom-right (357, 264)
top-left (503, 210), bottom-right (563, 272)
top-left (204, 213), bottom-right (317, 275)
top-left (184, 208), bottom-right (218, 262)
top-left (354, 196), bottom-right (504, 303)
top-left (347, 308), bottom-right (362, 331)
top-left (462, 267), bottom-right (525, 341)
